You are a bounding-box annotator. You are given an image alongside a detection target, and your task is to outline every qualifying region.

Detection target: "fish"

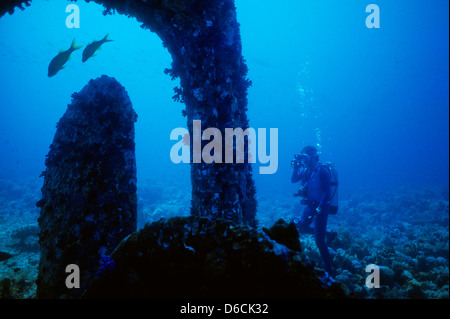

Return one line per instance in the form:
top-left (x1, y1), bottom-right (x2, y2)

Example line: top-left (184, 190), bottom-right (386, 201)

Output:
top-left (82, 33), bottom-right (113, 63)
top-left (48, 39), bottom-right (83, 77)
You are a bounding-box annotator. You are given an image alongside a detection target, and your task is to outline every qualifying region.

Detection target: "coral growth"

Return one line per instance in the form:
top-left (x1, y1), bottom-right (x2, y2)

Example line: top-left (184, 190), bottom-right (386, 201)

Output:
top-left (36, 75), bottom-right (138, 298)
top-left (1, 177), bottom-right (447, 299)
top-left (9, 225), bottom-right (39, 253)
top-left (82, 216), bottom-right (346, 298)
top-left (0, 0), bottom-right (31, 17)
top-left (258, 187), bottom-right (449, 299)
top-left (0, 178), bottom-right (40, 299)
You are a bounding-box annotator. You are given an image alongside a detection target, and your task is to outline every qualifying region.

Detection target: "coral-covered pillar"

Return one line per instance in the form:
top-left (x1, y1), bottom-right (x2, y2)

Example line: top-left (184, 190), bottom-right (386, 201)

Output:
top-left (154, 0), bottom-right (258, 226)
top-left (164, 1), bottom-right (257, 226)
top-left (36, 75), bottom-right (137, 298)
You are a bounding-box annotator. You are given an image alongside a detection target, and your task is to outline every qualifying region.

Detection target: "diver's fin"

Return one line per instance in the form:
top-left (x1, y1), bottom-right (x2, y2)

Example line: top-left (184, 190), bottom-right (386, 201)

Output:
top-left (59, 50), bottom-right (64, 54)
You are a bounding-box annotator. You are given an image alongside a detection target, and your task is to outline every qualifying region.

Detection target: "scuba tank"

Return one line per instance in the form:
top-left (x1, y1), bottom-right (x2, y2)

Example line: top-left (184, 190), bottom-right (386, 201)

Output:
top-left (324, 162), bottom-right (339, 214)
top-left (292, 160), bottom-right (339, 214)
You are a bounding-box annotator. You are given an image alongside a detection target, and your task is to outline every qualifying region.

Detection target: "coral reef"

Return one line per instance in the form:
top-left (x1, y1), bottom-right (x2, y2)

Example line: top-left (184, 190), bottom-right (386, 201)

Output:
top-left (36, 75), bottom-right (138, 298)
top-left (1, 177), bottom-right (447, 299)
top-left (136, 175), bottom-right (190, 229)
top-left (0, 178), bottom-right (40, 299)
top-left (10, 225), bottom-right (39, 253)
top-left (82, 216), bottom-right (346, 298)
top-left (329, 188), bottom-right (449, 299)
top-left (258, 187), bottom-right (449, 299)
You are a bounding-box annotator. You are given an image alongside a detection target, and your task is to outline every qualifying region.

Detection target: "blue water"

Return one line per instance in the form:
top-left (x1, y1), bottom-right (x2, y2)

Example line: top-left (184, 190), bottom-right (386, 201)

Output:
top-left (0, 0), bottom-right (188, 187)
top-left (0, 0), bottom-right (448, 200)
top-left (238, 0), bottom-right (449, 198)
top-left (0, 0), bottom-right (448, 299)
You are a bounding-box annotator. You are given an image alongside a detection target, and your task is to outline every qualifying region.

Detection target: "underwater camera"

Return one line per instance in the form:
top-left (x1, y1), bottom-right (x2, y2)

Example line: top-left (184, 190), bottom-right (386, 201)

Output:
top-left (291, 154), bottom-right (308, 168)
top-left (290, 159), bottom-right (301, 168)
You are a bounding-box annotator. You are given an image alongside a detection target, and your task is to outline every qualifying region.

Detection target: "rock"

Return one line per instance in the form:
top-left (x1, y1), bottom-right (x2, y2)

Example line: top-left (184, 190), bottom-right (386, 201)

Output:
top-left (10, 225), bottom-right (39, 252)
top-left (0, 278), bottom-right (12, 299)
top-left (406, 279), bottom-right (425, 299)
top-left (335, 269), bottom-right (353, 289)
top-left (36, 75), bottom-right (138, 299)
top-left (334, 249), bottom-right (356, 272)
top-left (82, 216), bottom-right (347, 299)
top-left (262, 218), bottom-right (301, 252)
top-left (379, 266), bottom-right (395, 287)
top-left (415, 255), bottom-right (428, 272)
top-left (0, 251), bottom-right (13, 262)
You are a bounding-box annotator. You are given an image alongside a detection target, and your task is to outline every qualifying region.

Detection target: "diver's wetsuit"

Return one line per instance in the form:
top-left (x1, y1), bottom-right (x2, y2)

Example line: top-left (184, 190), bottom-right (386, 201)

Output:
top-left (292, 164), bottom-right (334, 276)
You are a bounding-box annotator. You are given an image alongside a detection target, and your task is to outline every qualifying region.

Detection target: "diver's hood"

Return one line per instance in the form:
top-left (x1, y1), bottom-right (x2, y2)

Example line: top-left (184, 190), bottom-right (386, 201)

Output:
top-left (298, 154), bottom-right (310, 161)
top-left (297, 154), bottom-right (311, 165)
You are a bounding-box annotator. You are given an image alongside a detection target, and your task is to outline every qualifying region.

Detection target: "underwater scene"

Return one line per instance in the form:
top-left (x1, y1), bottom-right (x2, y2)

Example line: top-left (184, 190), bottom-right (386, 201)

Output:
top-left (0, 0), bottom-right (448, 304)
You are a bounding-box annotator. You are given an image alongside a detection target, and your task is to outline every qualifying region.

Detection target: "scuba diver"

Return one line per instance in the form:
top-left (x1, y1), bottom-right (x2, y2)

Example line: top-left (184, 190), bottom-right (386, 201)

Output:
top-left (291, 145), bottom-right (338, 277)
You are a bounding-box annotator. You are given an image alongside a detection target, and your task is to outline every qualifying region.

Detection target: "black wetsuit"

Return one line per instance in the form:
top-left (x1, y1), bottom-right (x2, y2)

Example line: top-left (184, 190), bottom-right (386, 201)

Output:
top-left (292, 164), bottom-right (334, 276)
